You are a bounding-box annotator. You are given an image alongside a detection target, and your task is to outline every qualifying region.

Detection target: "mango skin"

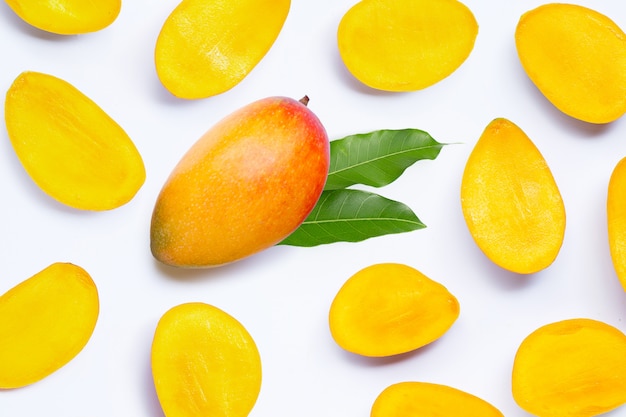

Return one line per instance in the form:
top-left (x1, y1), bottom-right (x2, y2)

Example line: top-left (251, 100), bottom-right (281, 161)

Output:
top-left (150, 96), bottom-right (329, 268)
top-left (512, 318), bottom-right (626, 417)
top-left (372, 381), bottom-right (504, 417)
top-left (515, 3), bottom-right (626, 124)
top-left (151, 302), bottom-right (262, 417)
top-left (0, 263), bottom-right (99, 389)
top-left (4, 0), bottom-right (121, 35)
top-left (461, 118), bottom-right (565, 274)
top-left (155, 0), bottom-right (290, 99)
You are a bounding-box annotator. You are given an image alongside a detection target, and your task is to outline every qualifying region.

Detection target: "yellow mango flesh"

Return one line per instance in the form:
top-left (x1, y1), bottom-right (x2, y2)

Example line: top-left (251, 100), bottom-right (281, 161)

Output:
top-left (4, 0), bottom-right (121, 35)
top-left (150, 96), bottom-right (329, 268)
top-left (515, 3), bottom-right (626, 124)
top-left (512, 318), bottom-right (626, 417)
top-left (460, 118), bottom-right (565, 274)
top-left (155, 0), bottom-right (290, 99)
top-left (5, 71), bottom-right (146, 211)
top-left (337, 0), bottom-right (478, 92)
top-left (608, 157), bottom-right (626, 291)
top-left (151, 302), bottom-right (262, 417)
top-left (329, 263), bottom-right (459, 357)
top-left (0, 263), bottom-right (99, 389)
top-left (371, 382), bottom-right (504, 417)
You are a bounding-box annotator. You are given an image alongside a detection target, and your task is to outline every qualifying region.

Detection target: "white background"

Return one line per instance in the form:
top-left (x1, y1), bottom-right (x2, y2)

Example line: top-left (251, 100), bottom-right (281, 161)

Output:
top-left (1, 1), bottom-right (626, 416)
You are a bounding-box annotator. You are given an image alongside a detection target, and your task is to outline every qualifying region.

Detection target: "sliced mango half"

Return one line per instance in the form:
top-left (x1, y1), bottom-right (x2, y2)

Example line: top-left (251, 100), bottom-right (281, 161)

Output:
top-left (337, 0), bottom-right (478, 91)
top-left (151, 302), bottom-right (262, 417)
top-left (372, 381), bottom-right (504, 417)
top-left (512, 318), bottom-right (626, 417)
top-left (0, 263), bottom-right (99, 389)
top-left (155, 0), bottom-right (290, 99)
top-left (4, 71), bottom-right (146, 211)
top-left (607, 156), bottom-right (626, 291)
top-left (515, 3), bottom-right (626, 123)
top-left (329, 263), bottom-right (459, 357)
top-left (4, 0), bottom-right (121, 35)
top-left (461, 118), bottom-right (565, 274)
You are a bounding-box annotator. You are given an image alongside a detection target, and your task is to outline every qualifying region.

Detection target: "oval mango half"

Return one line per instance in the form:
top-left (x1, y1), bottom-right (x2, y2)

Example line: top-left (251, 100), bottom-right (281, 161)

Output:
top-left (4, 71), bottom-right (146, 211)
top-left (0, 263), bottom-right (99, 389)
top-left (461, 118), bottom-right (565, 274)
top-left (372, 382), bottom-right (504, 417)
top-left (607, 156), bottom-right (626, 291)
top-left (155, 0), bottom-right (290, 99)
top-left (4, 0), bottom-right (121, 35)
top-left (515, 3), bottom-right (626, 124)
top-left (337, 0), bottom-right (478, 91)
top-left (512, 318), bottom-right (626, 417)
top-left (329, 263), bottom-right (459, 357)
top-left (151, 302), bottom-right (262, 417)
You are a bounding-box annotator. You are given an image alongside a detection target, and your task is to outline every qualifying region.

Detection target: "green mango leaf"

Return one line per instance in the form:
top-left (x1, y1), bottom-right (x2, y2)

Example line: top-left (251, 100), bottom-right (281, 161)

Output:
top-left (279, 189), bottom-right (425, 247)
top-left (324, 128), bottom-right (445, 190)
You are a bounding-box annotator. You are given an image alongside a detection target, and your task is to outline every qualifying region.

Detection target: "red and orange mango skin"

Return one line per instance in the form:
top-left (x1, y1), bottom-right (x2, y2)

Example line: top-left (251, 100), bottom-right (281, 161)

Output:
top-left (150, 96), bottom-right (330, 268)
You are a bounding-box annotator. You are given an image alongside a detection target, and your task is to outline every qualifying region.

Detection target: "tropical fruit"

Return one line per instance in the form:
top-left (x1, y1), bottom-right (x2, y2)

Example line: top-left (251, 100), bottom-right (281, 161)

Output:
top-left (512, 318), bottom-right (626, 417)
top-left (515, 3), bottom-right (626, 123)
top-left (460, 118), bottom-right (565, 274)
top-left (4, 71), bottom-right (145, 211)
top-left (155, 0), bottom-right (290, 99)
top-left (371, 381), bottom-right (504, 417)
top-left (0, 263), bottom-right (99, 389)
top-left (151, 302), bottom-right (262, 417)
top-left (608, 156), bottom-right (626, 291)
top-left (4, 0), bottom-right (121, 34)
top-left (337, 0), bottom-right (478, 91)
top-left (329, 263), bottom-right (459, 357)
top-left (150, 96), bottom-right (329, 268)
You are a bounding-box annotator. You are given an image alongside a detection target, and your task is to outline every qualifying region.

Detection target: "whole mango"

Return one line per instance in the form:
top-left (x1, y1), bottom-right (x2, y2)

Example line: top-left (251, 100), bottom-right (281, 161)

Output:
top-left (150, 96), bottom-right (329, 268)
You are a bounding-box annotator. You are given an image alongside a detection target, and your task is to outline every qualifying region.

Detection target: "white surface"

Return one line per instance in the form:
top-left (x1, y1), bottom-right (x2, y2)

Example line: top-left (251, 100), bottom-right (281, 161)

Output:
top-left (1, 1), bottom-right (626, 416)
